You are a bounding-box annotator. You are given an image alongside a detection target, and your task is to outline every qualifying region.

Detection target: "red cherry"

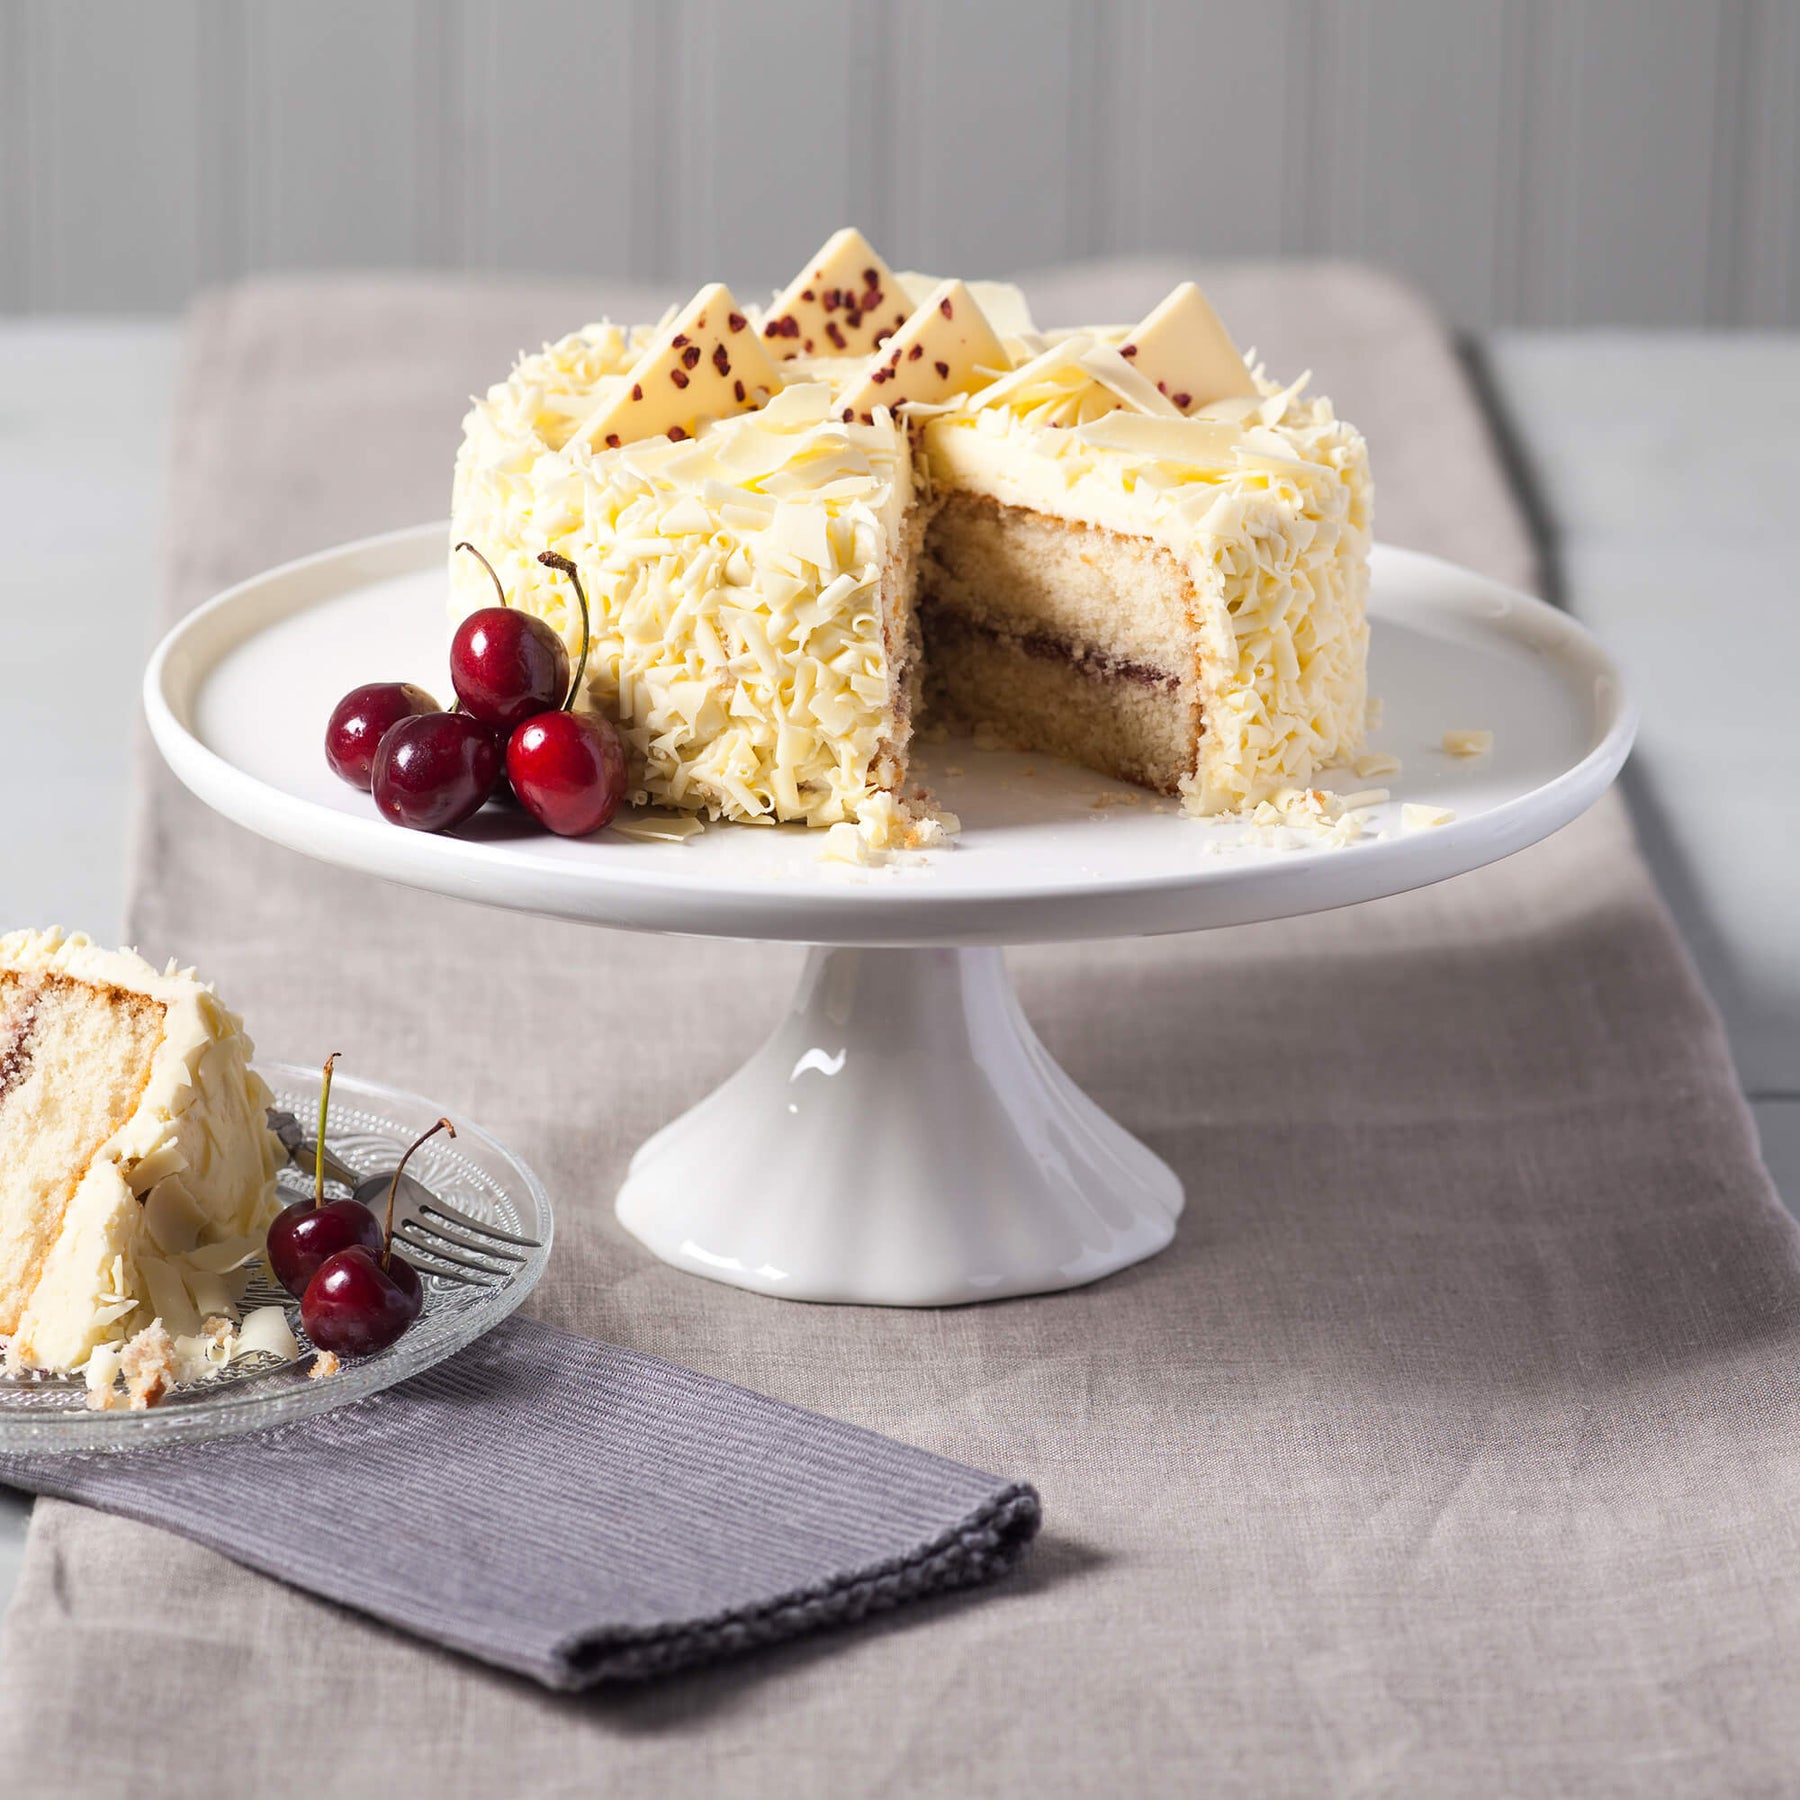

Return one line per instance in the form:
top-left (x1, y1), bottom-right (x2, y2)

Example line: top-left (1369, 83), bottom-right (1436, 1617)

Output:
top-left (509, 550), bottom-right (628, 836)
top-left (267, 1197), bottom-right (384, 1297)
top-left (266, 1056), bottom-right (380, 1300)
top-left (450, 607), bottom-right (571, 734)
top-left (371, 713), bottom-right (500, 832)
top-left (297, 1114), bottom-right (453, 1358)
top-left (506, 711), bottom-right (629, 836)
top-left (449, 541), bottom-right (570, 733)
top-left (325, 682), bottom-right (440, 790)
top-left (301, 1245), bottom-right (423, 1356)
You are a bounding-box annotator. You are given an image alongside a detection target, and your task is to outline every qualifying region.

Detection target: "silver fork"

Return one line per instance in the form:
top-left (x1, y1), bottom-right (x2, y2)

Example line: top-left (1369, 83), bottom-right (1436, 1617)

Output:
top-left (266, 1107), bottom-right (539, 1289)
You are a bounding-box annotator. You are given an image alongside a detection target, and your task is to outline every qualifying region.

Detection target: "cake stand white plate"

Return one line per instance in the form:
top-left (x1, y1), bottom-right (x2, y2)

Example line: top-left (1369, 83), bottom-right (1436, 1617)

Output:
top-left (145, 524), bottom-right (1634, 1306)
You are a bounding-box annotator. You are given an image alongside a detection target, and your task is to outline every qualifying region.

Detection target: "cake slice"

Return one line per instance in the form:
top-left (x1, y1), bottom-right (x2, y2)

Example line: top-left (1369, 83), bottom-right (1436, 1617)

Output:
top-left (0, 929), bottom-right (282, 1373)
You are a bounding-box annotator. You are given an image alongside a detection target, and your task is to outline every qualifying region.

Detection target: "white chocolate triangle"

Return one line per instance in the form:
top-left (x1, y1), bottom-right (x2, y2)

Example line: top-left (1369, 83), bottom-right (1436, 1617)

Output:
top-left (760, 229), bottom-right (911, 360)
top-left (896, 273), bottom-right (1039, 340)
top-left (583, 283), bottom-right (780, 448)
top-left (835, 280), bottom-right (1008, 423)
top-left (1118, 283), bottom-right (1258, 413)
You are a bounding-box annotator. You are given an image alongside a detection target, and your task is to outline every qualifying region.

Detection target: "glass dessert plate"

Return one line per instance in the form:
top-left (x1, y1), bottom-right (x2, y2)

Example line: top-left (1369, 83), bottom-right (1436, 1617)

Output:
top-left (0, 1061), bottom-right (552, 1455)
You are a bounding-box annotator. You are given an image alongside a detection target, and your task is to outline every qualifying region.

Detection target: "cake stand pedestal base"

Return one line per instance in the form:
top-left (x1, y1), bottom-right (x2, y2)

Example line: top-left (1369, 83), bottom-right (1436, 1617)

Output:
top-left (615, 945), bottom-right (1184, 1306)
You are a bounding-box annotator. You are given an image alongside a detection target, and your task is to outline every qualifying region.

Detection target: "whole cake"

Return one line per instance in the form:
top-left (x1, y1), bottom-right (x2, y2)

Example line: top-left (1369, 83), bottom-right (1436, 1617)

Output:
top-left (0, 929), bottom-right (283, 1373)
top-left (451, 230), bottom-right (1371, 845)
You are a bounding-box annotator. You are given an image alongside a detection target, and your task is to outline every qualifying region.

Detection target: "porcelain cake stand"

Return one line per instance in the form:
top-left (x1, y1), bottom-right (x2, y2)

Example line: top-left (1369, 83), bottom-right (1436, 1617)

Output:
top-left (146, 526), bottom-right (1635, 1306)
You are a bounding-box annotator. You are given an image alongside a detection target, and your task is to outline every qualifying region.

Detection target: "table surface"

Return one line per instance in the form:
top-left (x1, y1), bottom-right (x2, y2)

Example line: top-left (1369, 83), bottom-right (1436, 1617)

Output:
top-left (2, 320), bottom-right (1796, 1603)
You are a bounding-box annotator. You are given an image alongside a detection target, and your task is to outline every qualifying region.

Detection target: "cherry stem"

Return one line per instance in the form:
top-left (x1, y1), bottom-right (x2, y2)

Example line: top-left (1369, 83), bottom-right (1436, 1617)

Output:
top-left (383, 1117), bottom-right (455, 1270)
top-left (314, 1052), bottom-right (341, 1208)
top-left (456, 540), bottom-right (508, 608)
top-left (538, 551), bottom-right (591, 710)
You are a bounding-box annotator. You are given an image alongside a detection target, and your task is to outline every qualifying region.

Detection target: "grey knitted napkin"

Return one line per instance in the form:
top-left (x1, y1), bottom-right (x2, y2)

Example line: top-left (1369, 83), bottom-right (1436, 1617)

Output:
top-left (0, 1316), bottom-right (1039, 1688)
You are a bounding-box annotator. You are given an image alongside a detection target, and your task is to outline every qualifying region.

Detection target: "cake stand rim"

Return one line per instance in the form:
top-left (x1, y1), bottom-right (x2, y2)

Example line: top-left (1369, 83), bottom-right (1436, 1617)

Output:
top-left (143, 522), bottom-right (1638, 948)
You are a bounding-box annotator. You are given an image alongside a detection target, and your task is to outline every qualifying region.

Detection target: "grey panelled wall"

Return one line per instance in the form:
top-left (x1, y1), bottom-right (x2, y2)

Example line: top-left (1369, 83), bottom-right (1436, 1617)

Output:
top-left (2, 0), bottom-right (1797, 326)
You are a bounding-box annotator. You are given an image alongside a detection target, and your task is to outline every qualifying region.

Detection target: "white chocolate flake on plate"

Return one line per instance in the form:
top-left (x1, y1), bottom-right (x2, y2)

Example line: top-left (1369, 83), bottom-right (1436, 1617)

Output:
top-left (234, 1305), bottom-right (300, 1364)
top-left (1442, 729), bottom-right (1493, 757)
top-left (609, 813), bottom-right (707, 845)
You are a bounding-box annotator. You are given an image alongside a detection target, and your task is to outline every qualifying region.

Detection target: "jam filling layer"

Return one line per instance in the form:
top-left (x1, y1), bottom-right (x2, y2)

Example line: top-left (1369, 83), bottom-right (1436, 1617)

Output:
top-left (924, 606), bottom-right (1183, 693)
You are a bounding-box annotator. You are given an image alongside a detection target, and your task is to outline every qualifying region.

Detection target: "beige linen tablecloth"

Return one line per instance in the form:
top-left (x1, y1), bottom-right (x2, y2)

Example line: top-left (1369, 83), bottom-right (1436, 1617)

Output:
top-left (6, 264), bottom-right (1799, 1796)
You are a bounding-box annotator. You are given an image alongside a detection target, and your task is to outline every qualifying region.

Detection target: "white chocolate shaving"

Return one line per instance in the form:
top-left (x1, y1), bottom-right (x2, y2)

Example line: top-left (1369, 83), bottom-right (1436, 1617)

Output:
top-left (234, 1306), bottom-right (299, 1364)
top-left (1442, 729), bottom-right (1493, 758)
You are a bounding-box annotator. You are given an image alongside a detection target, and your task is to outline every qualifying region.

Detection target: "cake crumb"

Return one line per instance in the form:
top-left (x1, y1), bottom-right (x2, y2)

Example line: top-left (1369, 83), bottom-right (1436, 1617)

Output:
top-left (1442, 729), bottom-right (1493, 758)
top-left (308, 1350), bottom-right (341, 1380)
top-left (173, 1314), bottom-right (239, 1383)
top-left (903, 811), bottom-right (960, 850)
top-left (1252, 787), bottom-right (1337, 830)
top-left (0, 1335), bottom-right (24, 1379)
top-left (818, 822), bottom-right (879, 866)
top-left (118, 1320), bottom-right (178, 1410)
top-left (1402, 802), bottom-right (1455, 830)
top-left (84, 1345), bottom-right (128, 1411)
top-left (1244, 786), bottom-right (1371, 849)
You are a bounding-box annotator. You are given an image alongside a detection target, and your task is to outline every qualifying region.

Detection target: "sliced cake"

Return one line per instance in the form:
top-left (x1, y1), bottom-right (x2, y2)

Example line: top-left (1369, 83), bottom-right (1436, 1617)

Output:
top-left (0, 928), bottom-right (283, 1373)
top-left (449, 230), bottom-right (1371, 839)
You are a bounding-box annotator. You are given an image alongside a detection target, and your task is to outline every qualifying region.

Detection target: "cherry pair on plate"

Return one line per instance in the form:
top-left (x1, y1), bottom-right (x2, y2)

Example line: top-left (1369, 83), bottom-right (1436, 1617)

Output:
top-left (265, 1055), bottom-right (448, 1358)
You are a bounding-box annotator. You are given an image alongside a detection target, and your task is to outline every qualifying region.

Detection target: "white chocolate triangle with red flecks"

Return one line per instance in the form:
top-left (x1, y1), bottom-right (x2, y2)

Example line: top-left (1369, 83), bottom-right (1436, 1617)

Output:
top-left (835, 280), bottom-right (1008, 424)
top-left (584, 283), bottom-right (781, 448)
top-left (1118, 283), bottom-right (1258, 413)
top-left (760, 228), bottom-right (911, 360)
